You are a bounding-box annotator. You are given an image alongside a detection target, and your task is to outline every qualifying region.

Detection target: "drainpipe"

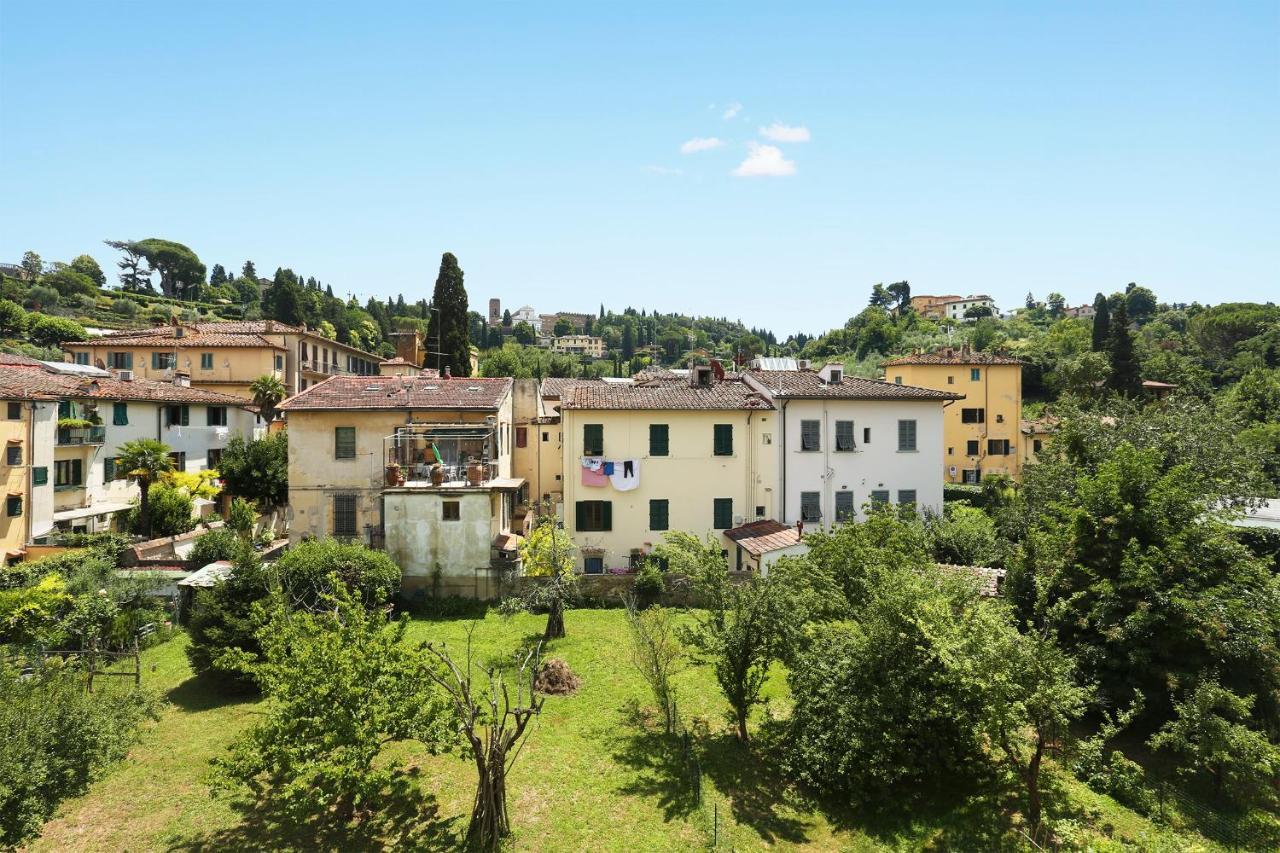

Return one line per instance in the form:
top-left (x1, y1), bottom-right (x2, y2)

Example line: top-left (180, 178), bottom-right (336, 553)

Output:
top-left (779, 398), bottom-right (788, 523)
top-left (24, 399), bottom-right (35, 548)
top-left (822, 400), bottom-right (831, 530)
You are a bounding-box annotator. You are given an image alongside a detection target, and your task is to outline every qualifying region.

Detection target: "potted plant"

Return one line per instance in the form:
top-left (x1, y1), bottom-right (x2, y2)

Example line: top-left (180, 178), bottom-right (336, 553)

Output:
top-left (385, 462), bottom-right (403, 486)
top-left (430, 463), bottom-right (446, 486)
top-left (466, 461), bottom-right (486, 486)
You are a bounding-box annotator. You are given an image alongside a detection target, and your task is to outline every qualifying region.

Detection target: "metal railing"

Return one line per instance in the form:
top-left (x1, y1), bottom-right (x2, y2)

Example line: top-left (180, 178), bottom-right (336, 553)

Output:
top-left (56, 425), bottom-right (107, 445)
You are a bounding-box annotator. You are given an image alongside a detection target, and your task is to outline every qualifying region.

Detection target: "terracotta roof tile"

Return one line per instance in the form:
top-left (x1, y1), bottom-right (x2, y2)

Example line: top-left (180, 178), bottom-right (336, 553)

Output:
top-left (724, 519), bottom-right (804, 555)
top-left (279, 375), bottom-right (512, 411)
top-left (882, 348), bottom-right (1022, 367)
top-left (562, 378), bottom-right (772, 411)
top-left (0, 352), bottom-right (45, 367)
top-left (745, 370), bottom-right (963, 401)
top-left (0, 369), bottom-right (253, 405)
top-left (66, 329), bottom-right (285, 349)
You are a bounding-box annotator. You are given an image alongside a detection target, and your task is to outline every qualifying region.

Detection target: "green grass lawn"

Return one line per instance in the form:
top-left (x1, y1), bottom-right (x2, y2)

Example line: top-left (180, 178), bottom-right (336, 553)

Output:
top-left (34, 609), bottom-right (1219, 852)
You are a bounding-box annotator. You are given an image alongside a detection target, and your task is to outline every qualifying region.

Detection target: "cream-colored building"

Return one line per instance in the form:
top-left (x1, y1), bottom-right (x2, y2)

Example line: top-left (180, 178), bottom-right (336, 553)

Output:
top-left (551, 335), bottom-right (605, 358)
top-left (278, 374), bottom-right (524, 597)
top-left (882, 347), bottom-right (1023, 483)
top-left (559, 366), bottom-right (776, 573)
top-left (511, 379), bottom-right (564, 512)
top-left (64, 320), bottom-right (383, 401)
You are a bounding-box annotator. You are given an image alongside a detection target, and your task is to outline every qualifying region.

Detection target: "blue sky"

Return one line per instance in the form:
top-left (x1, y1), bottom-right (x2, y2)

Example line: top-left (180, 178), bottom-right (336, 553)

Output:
top-left (1, 2), bottom-right (1275, 334)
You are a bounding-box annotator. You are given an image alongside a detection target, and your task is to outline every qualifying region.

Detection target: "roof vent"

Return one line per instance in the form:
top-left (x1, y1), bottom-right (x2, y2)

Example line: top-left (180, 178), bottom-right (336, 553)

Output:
top-left (468, 385), bottom-right (481, 391)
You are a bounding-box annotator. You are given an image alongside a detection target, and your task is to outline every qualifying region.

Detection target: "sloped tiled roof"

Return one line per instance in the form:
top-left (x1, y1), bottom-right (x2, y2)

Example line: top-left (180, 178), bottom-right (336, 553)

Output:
top-left (745, 370), bottom-right (962, 401)
top-left (279, 375), bottom-right (512, 411)
top-left (882, 348), bottom-right (1022, 367)
top-left (562, 378), bottom-right (772, 411)
top-left (724, 519), bottom-right (804, 555)
top-left (0, 367), bottom-right (253, 405)
top-left (539, 377), bottom-right (595, 398)
top-left (65, 328), bottom-right (285, 349)
top-left (0, 352), bottom-right (45, 367)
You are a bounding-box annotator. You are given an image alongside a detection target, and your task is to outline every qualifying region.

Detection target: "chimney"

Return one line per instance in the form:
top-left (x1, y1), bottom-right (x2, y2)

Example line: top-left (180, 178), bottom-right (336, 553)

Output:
top-left (264, 320), bottom-right (275, 333)
top-left (443, 365), bottom-right (452, 378)
top-left (172, 371), bottom-right (190, 387)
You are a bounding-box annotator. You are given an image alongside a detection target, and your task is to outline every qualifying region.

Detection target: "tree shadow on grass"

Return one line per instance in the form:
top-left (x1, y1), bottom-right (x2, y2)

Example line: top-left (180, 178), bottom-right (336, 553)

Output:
top-left (607, 703), bottom-right (702, 822)
top-left (165, 674), bottom-right (258, 713)
top-left (696, 730), bottom-right (816, 845)
top-left (166, 768), bottom-right (459, 852)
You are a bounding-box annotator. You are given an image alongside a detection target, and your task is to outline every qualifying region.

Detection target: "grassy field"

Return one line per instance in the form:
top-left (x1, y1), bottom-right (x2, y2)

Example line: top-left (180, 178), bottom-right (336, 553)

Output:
top-left (34, 609), bottom-right (1218, 852)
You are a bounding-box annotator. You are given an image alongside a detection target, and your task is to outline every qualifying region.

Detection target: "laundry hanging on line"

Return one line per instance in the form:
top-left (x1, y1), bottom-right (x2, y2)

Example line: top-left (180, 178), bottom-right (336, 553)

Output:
top-left (609, 459), bottom-right (640, 491)
top-left (581, 456), bottom-right (608, 487)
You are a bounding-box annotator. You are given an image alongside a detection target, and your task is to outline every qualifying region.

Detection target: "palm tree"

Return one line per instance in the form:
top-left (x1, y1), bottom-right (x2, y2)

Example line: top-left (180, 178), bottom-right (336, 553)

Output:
top-left (250, 374), bottom-right (287, 424)
top-left (115, 438), bottom-right (174, 538)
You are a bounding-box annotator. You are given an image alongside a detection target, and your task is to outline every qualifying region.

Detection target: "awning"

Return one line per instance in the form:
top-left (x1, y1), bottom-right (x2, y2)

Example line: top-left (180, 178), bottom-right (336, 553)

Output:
top-left (397, 425), bottom-right (492, 440)
top-left (52, 501), bottom-right (134, 522)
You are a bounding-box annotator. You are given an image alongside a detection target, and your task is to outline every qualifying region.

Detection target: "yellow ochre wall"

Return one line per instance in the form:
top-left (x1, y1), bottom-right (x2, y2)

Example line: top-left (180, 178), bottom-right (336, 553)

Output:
top-left (65, 344), bottom-right (285, 401)
top-left (887, 362), bottom-right (1022, 482)
top-left (0, 401), bottom-right (29, 559)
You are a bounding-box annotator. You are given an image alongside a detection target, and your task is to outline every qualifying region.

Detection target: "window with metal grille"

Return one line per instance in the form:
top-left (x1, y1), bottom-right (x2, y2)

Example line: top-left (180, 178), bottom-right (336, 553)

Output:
top-left (713, 497), bottom-right (733, 529)
top-left (800, 419), bottom-right (820, 451)
top-left (206, 406), bottom-right (228, 426)
top-left (649, 423), bottom-right (669, 456)
top-left (575, 500), bottom-right (611, 531)
top-left (961, 408), bottom-right (985, 424)
top-left (713, 424), bottom-right (733, 456)
top-left (835, 490), bottom-right (854, 521)
top-left (113, 402), bottom-right (128, 425)
top-left (583, 423), bottom-right (603, 456)
top-left (963, 469), bottom-right (980, 484)
top-left (897, 489), bottom-right (917, 507)
top-left (6, 402), bottom-right (19, 420)
top-left (897, 419), bottom-right (917, 452)
top-left (870, 489), bottom-right (890, 505)
top-left (442, 501), bottom-right (460, 521)
top-left (332, 494), bottom-right (357, 537)
top-left (835, 420), bottom-right (855, 451)
top-left (335, 427), bottom-right (356, 459)
top-left (6, 445), bottom-right (20, 466)
top-left (649, 499), bottom-right (669, 531)
top-left (800, 491), bottom-right (821, 522)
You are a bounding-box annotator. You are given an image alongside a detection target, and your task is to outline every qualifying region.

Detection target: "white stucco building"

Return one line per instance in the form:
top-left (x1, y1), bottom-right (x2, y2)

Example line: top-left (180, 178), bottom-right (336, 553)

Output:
top-left (742, 361), bottom-right (961, 526)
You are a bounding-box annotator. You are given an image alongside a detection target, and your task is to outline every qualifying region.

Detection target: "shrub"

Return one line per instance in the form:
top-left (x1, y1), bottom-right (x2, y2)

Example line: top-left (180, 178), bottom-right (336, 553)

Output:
top-left (110, 297), bottom-right (140, 317)
top-left (272, 539), bottom-right (401, 611)
top-left (227, 497), bottom-right (256, 537)
top-left (23, 285), bottom-right (60, 310)
top-left (189, 528), bottom-right (246, 566)
top-left (28, 315), bottom-right (86, 347)
top-left (186, 550), bottom-right (273, 685)
top-left (0, 299), bottom-right (27, 337)
top-left (127, 483), bottom-right (195, 538)
top-left (632, 561), bottom-right (665, 607)
top-left (925, 503), bottom-right (1003, 566)
top-left (0, 665), bottom-right (161, 847)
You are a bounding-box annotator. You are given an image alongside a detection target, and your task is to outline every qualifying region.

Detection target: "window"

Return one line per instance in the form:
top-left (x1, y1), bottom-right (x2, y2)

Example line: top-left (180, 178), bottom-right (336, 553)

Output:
top-left (206, 406), bottom-right (228, 427)
top-left (897, 489), bottom-right (917, 507)
top-left (55, 459), bottom-right (83, 487)
top-left (575, 500), bottom-right (612, 532)
top-left (515, 427), bottom-right (528, 448)
top-left (168, 452), bottom-right (187, 471)
top-left (107, 352), bottom-right (132, 370)
top-left (870, 489), bottom-right (890, 505)
top-left (800, 491), bottom-right (821, 523)
top-left (112, 402), bottom-right (128, 426)
top-left (755, 505), bottom-right (765, 518)
top-left (200, 352), bottom-right (214, 370)
top-left (863, 427), bottom-right (871, 444)
top-left (6, 445), bottom-right (20, 466)
top-left (104, 457), bottom-right (116, 481)
top-left (963, 469), bottom-right (981, 485)
top-left (583, 423), bottom-right (603, 456)
top-left (1033, 439), bottom-right (1043, 453)
top-left (59, 400), bottom-right (71, 420)
top-left (948, 446), bottom-right (954, 455)
top-left (166, 405), bottom-right (189, 427)
top-left (274, 354), bottom-right (284, 370)
top-left (442, 500), bottom-right (460, 521)
top-left (6, 495), bottom-right (21, 517)
top-left (947, 375), bottom-right (954, 385)
top-left (713, 424), bottom-right (733, 456)
top-left (713, 497), bottom-right (733, 530)
top-left (151, 352), bottom-right (176, 370)
top-left (584, 556), bottom-right (604, 574)
top-left (32, 466), bottom-right (47, 486)
top-left (971, 368), bottom-right (981, 381)
top-left (800, 419), bottom-right (820, 452)
top-left (897, 419), bottom-right (917, 452)
top-left (961, 408), bottom-right (985, 424)
top-left (987, 438), bottom-right (1010, 456)
top-left (995, 414), bottom-right (1004, 423)
top-left (835, 420), bottom-right (855, 452)
top-left (649, 499), bottom-right (669, 531)
top-left (335, 427), bottom-right (356, 459)
top-left (894, 376), bottom-right (902, 384)
top-left (542, 431), bottom-right (549, 442)
top-left (835, 490), bottom-right (854, 521)
top-left (333, 494), bottom-right (357, 537)
top-left (6, 402), bottom-right (19, 420)
top-left (967, 440), bottom-right (980, 455)
top-left (73, 352), bottom-right (89, 365)
top-left (648, 424), bottom-right (669, 456)
top-left (828, 369), bottom-right (842, 383)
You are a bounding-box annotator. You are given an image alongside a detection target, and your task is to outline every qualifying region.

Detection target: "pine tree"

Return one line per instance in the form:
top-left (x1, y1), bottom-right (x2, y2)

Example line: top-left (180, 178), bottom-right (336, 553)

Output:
top-left (425, 252), bottom-right (472, 376)
top-left (1090, 292), bottom-right (1111, 352)
top-left (209, 264), bottom-right (228, 287)
top-left (242, 260), bottom-right (257, 280)
top-left (1105, 302), bottom-right (1142, 395)
top-left (621, 321), bottom-right (635, 359)
top-left (325, 284), bottom-right (334, 299)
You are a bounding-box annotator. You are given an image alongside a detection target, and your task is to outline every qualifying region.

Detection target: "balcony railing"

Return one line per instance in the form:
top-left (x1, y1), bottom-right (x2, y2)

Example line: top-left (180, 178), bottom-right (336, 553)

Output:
top-left (57, 425), bottom-right (106, 446)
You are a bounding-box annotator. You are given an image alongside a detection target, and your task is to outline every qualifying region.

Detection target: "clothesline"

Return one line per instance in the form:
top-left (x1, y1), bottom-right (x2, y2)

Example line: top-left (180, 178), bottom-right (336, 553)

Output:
top-left (581, 456), bottom-right (640, 491)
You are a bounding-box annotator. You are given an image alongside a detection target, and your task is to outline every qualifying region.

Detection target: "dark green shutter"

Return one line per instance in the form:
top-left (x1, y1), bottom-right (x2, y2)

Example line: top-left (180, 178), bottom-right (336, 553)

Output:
top-left (32, 466), bottom-right (47, 486)
top-left (58, 400), bottom-right (71, 419)
top-left (104, 457), bottom-right (115, 481)
top-left (583, 423), bottom-right (603, 456)
top-left (713, 424), bottom-right (733, 456)
top-left (713, 497), bottom-right (732, 529)
top-left (6, 496), bottom-right (21, 517)
top-left (113, 402), bottom-right (128, 425)
top-left (575, 501), bottom-right (587, 531)
top-left (649, 499), bottom-right (668, 531)
top-left (72, 458), bottom-right (82, 485)
top-left (181, 405), bottom-right (189, 426)
top-left (600, 501), bottom-right (612, 531)
top-left (648, 424), bottom-right (669, 456)
top-left (335, 427), bottom-right (356, 458)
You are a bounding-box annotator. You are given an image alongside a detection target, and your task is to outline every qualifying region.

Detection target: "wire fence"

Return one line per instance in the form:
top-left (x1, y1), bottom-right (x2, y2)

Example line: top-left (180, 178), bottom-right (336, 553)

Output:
top-left (1152, 781), bottom-right (1277, 852)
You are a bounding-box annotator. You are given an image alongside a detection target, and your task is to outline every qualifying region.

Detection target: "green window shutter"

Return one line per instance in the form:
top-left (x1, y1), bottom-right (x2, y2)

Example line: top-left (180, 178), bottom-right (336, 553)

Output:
top-left (575, 501), bottom-right (587, 531)
top-left (897, 419), bottom-right (917, 452)
top-left (870, 489), bottom-right (889, 505)
top-left (649, 499), bottom-right (669, 531)
top-left (583, 424), bottom-right (603, 456)
top-left (648, 424), bottom-right (669, 456)
top-left (123, 352), bottom-right (132, 369)
top-left (335, 427), bottom-right (356, 459)
top-left (713, 498), bottom-right (733, 529)
top-left (601, 501), bottom-right (612, 531)
top-left (58, 400), bottom-right (71, 419)
top-left (32, 466), bottom-right (47, 486)
top-left (72, 458), bottom-right (82, 485)
top-left (800, 419), bottom-right (820, 451)
top-left (201, 352), bottom-right (213, 369)
top-left (6, 495), bottom-right (21, 517)
top-left (151, 352), bottom-right (161, 369)
top-left (104, 457), bottom-right (115, 481)
top-left (181, 405), bottom-right (190, 426)
top-left (113, 402), bottom-right (128, 426)
top-left (713, 424), bottom-right (733, 456)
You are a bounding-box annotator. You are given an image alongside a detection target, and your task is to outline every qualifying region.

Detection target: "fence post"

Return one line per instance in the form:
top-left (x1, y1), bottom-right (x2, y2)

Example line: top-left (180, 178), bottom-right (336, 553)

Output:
top-left (713, 799), bottom-right (718, 848)
top-left (133, 638), bottom-right (141, 688)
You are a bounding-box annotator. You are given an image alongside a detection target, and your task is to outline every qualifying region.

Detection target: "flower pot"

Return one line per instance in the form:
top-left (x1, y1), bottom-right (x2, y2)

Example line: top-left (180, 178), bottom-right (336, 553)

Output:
top-left (466, 462), bottom-right (486, 486)
top-left (430, 464), bottom-right (446, 486)
top-left (385, 464), bottom-right (402, 487)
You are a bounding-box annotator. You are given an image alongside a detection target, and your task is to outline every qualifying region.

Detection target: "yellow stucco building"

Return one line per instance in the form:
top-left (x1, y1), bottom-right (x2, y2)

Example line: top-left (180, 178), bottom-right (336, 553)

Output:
top-left (882, 347), bottom-right (1023, 483)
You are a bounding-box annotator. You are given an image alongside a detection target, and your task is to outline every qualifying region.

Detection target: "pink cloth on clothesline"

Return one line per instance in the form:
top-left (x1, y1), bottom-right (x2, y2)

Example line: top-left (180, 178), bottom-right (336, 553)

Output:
top-left (581, 465), bottom-right (609, 487)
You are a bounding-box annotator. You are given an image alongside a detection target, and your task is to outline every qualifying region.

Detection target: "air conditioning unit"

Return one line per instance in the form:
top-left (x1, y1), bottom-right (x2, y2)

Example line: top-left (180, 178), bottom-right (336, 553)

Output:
top-left (733, 514), bottom-right (744, 526)
top-left (117, 370), bottom-right (133, 381)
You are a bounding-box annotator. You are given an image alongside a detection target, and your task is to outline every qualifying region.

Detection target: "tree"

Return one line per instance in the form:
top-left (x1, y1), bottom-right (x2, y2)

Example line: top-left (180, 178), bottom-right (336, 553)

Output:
top-left (188, 528), bottom-right (245, 565)
top-left (265, 268), bottom-right (304, 325)
top-left (208, 263), bottom-right (228, 287)
top-left (422, 629), bottom-right (544, 850)
top-left (249, 374), bottom-right (286, 424)
top-left (510, 321), bottom-right (537, 346)
top-left (553, 316), bottom-right (573, 337)
top-left (69, 254), bottom-right (106, 287)
top-left (227, 497), bottom-right (257, 537)
top-left (215, 587), bottom-right (445, 825)
top-left (42, 268), bottom-right (97, 299)
top-left (885, 280), bottom-right (911, 313)
top-left (186, 548), bottom-right (272, 684)
top-left (1125, 284), bottom-right (1157, 324)
top-left (425, 252), bottom-right (471, 376)
top-left (115, 439), bottom-right (174, 538)
top-left (621, 321), bottom-right (635, 359)
top-left (127, 483), bottom-right (194, 537)
top-left (241, 260), bottom-right (257, 280)
top-left (1090, 293), bottom-right (1111, 351)
top-left (869, 282), bottom-right (893, 309)
top-left (1046, 292), bottom-right (1066, 318)
top-left (1105, 302), bottom-right (1142, 395)
top-left (217, 433), bottom-right (289, 511)
top-left (1025, 292), bottom-right (1037, 310)
top-left (925, 503), bottom-right (1002, 566)
top-left (104, 240), bottom-right (152, 292)
top-left (1149, 679), bottom-right (1280, 810)
top-left (273, 539), bottom-right (401, 612)
top-left (624, 600), bottom-right (684, 735)
top-left (28, 315), bottom-right (86, 348)
top-left (501, 309), bottom-right (511, 326)
top-left (0, 299), bottom-right (27, 337)
top-left (19, 251), bottom-right (43, 280)
top-left (1052, 350), bottom-right (1111, 397)
top-left (130, 238), bottom-right (206, 300)
top-left (517, 514), bottom-right (577, 640)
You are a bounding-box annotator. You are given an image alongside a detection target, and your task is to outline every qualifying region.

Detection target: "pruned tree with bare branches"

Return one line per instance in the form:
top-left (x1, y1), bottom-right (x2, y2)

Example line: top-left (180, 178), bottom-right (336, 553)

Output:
top-left (422, 628), bottom-right (545, 850)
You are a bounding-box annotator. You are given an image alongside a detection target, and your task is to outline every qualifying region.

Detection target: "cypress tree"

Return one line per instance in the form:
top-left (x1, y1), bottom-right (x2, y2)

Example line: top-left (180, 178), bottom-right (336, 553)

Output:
top-left (242, 260), bottom-right (257, 280)
top-left (1090, 292), bottom-right (1110, 352)
top-left (1105, 302), bottom-right (1142, 396)
top-left (425, 252), bottom-right (472, 376)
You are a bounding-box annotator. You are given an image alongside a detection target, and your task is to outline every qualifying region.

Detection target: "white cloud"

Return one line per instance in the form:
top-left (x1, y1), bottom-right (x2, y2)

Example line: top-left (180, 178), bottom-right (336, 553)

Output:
top-left (722, 101), bottom-right (742, 120)
top-left (758, 122), bottom-right (811, 142)
top-left (679, 136), bottom-right (724, 154)
top-left (732, 142), bottom-right (796, 177)
top-left (645, 164), bottom-right (684, 176)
